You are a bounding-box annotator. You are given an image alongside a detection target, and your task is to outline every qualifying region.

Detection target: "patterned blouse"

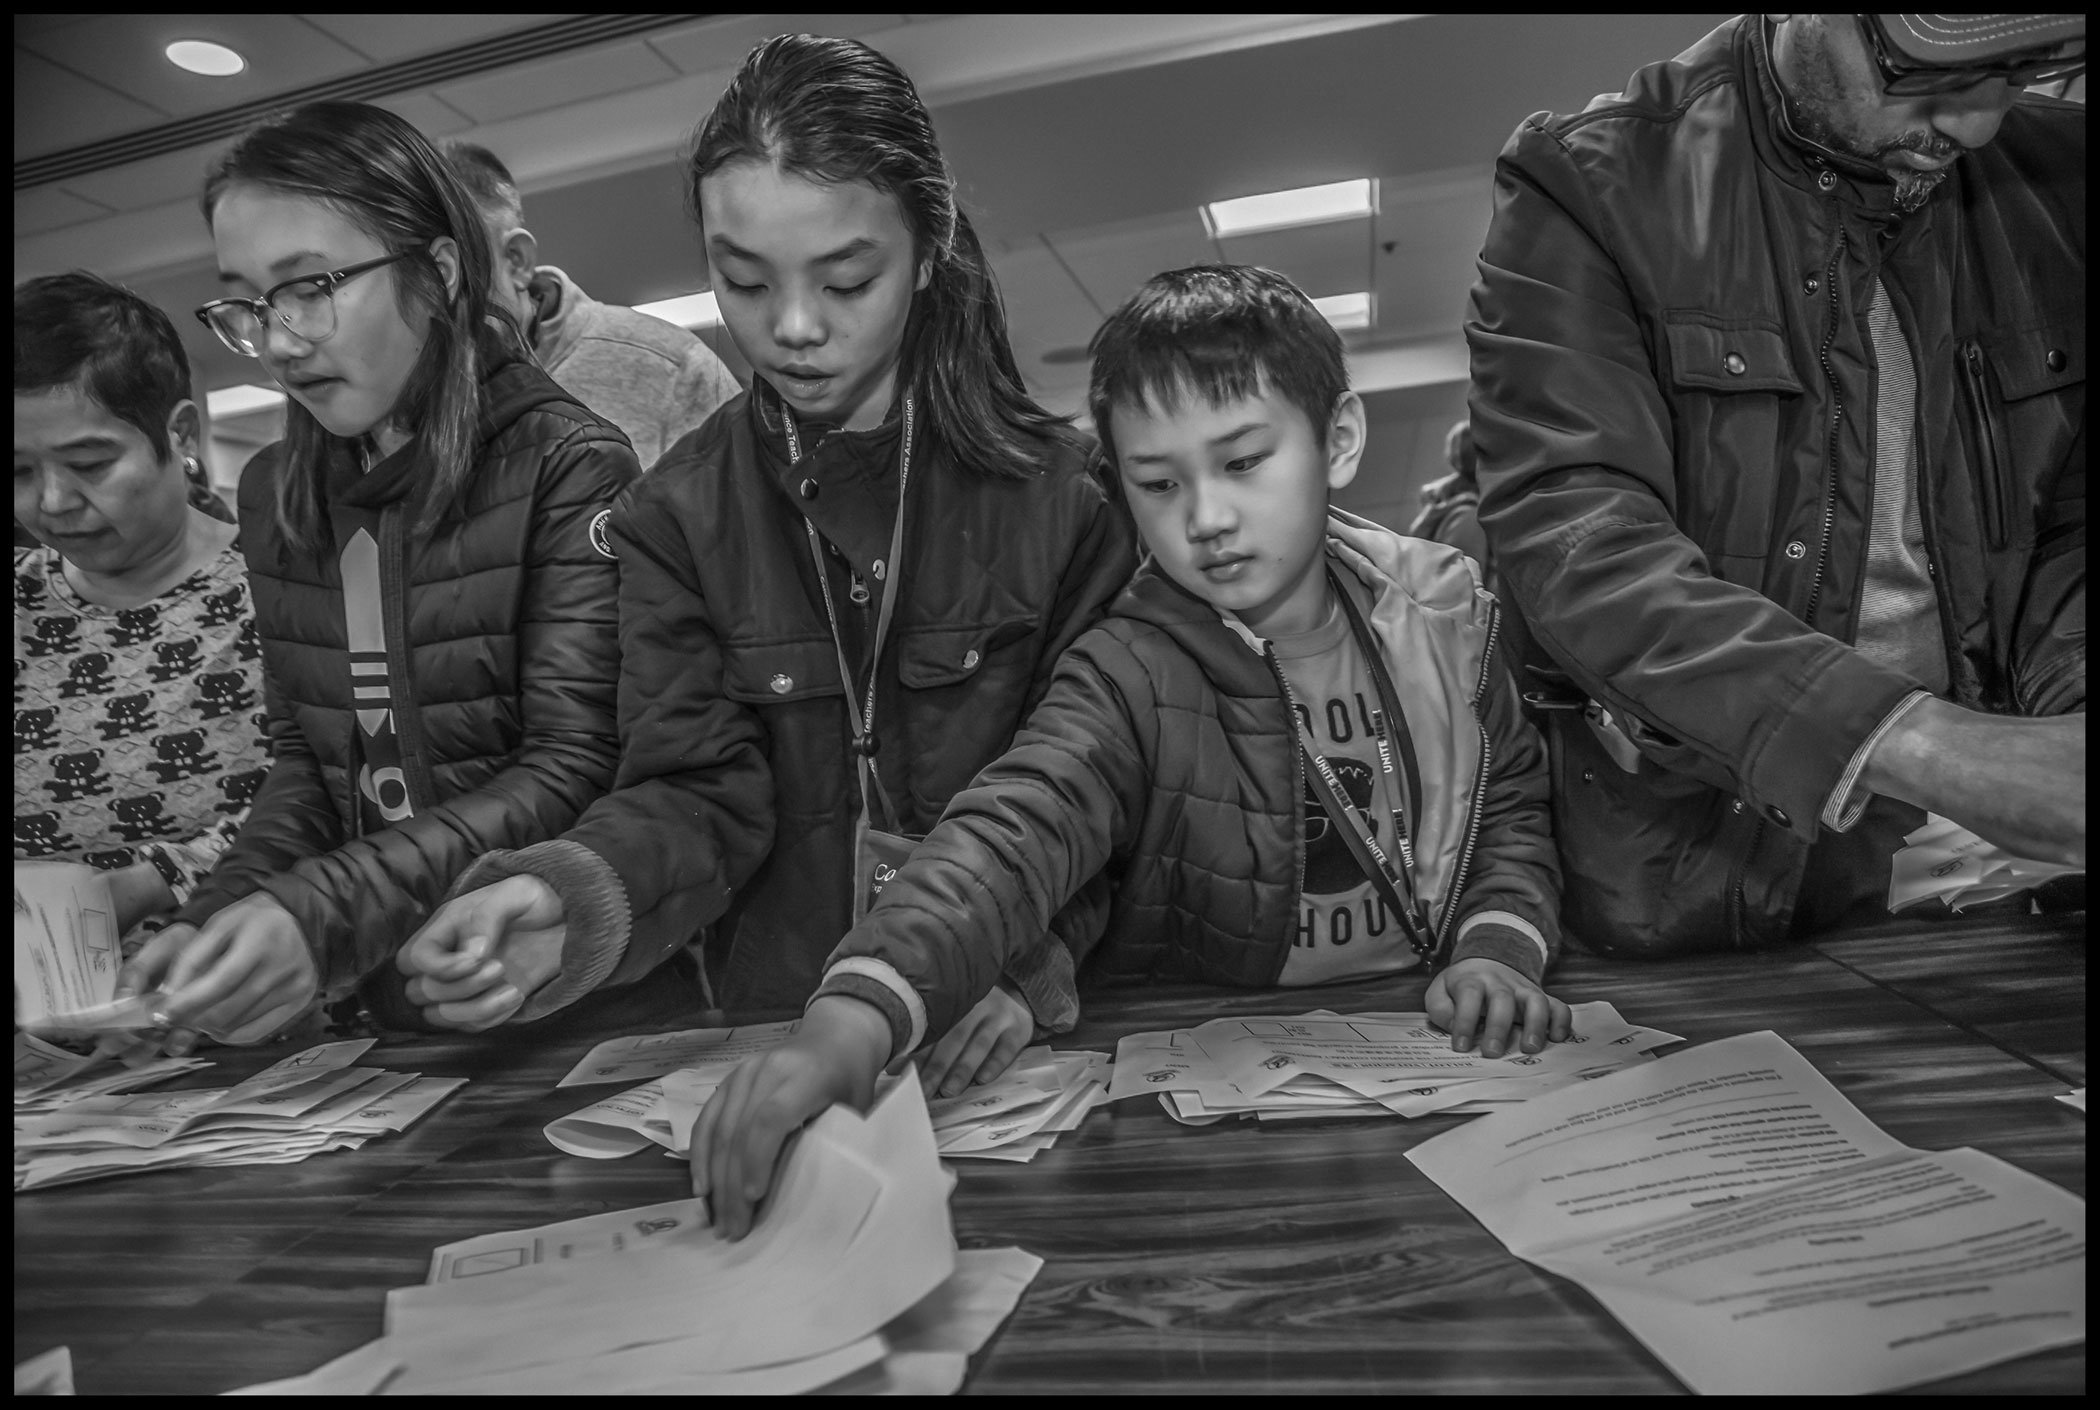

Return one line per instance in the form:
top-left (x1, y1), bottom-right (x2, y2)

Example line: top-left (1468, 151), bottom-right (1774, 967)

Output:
top-left (13, 540), bottom-right (269, 905)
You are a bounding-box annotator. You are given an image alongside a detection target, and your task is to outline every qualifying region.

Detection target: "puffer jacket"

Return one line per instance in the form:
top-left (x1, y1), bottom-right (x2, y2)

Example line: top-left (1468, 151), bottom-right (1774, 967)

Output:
top-left (454, 380), bottom-right (1139, 1016)
top-left (817, 513), bottom-right (1562, 1058)
top-left (178, 352), bottom-right (638, 1005)
top-left (1468, 16), bottom-right (2084, 956)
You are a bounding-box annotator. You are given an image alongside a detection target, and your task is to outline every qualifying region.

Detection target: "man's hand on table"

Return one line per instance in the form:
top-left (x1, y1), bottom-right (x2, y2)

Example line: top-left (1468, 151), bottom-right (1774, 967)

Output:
top-left (1865, 699), bottom-right (2086, 868)
top-left (397, 875), bottom-right (567, 1030)
top-left (918, 980), bottom-right (1035, 1099)
top-left (1427, 958), bottom-right (1572, 1058)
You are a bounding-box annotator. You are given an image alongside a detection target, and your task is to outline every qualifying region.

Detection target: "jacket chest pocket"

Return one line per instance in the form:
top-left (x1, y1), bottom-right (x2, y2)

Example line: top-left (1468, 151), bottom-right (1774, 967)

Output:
top-left (1663, 316), bottom-right (1808, 561)
top-left (719, 638), bottom-right (846, 705)
top-left (895, 616), bottom-right (1039, 695)
top-left (1960, 318), bottom-right (2082, 552)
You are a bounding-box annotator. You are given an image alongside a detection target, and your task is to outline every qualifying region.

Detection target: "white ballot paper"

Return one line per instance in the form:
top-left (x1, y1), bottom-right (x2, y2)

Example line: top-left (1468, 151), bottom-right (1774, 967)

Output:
top-left (556, 1019), bottom-right (800, 1088)
top-left (1888, 813), bottom-right (2083, 913)
top-left (2059, 1088), bottom-right (2086, 1114)
top-left (14, 861), bottom-right (135, 1031)
top-left (1408, 1031), bottom-right (2086, 1394)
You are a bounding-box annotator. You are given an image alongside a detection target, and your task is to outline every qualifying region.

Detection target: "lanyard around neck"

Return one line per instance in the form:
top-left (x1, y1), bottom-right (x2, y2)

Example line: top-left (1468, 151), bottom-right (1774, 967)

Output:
top-left (782, 395), bottom-right (915, 833)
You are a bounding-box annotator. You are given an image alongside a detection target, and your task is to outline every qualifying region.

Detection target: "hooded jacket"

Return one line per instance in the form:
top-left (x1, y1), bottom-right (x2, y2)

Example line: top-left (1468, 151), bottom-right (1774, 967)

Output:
top-left (178, 353), bottom-right (638, 1008)
top-left (452, 381), bottom-right (1140, 1017)
top-left (1467, 17), bottom-right (2084, 955)
top-left (814, 513), bottom-right (1561, 1059)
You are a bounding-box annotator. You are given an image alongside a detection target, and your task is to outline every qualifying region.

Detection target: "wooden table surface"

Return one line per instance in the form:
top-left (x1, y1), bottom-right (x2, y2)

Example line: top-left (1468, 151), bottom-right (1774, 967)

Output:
top-left (14, 913), bottom-right (2087, 1395)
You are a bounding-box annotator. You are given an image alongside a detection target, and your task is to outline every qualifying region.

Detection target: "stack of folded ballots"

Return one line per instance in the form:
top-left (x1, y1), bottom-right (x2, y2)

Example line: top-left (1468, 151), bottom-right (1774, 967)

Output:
top-left (1888, 813), bottom-right (2083, 913)
top-left (229, 1077), bottom-right (1044, 1395)
top-left (13, 1035), bottom-right (462, 1191)
top-left (1106, 1001), bottom-right (1681, 1125)
top-left (547, 1022), bottom-right (1111, 1163)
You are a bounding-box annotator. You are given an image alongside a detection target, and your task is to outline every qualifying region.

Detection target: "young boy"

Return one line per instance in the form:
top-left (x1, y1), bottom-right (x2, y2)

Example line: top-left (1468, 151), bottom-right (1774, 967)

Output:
top-left (694, 266), bottom-right (1568, 1237)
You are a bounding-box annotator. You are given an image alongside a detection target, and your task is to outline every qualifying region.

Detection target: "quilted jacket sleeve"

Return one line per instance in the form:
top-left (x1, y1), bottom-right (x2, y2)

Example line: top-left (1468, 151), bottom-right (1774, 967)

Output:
top-left (247, 426), bottom-right (636, 998)
top-left (1467, 120), bottom-right (1917, 841)
top-left (817, 633), bottom-right (1152, 1062)
top-left (460, 465), bottom-right (779, 1014)
top-left (1441, 621), bottom-right (1563, 982)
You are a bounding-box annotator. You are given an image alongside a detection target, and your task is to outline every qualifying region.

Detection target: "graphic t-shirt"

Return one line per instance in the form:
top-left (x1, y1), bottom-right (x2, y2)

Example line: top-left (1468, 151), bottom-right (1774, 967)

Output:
top-left (13, 541), bottom-right (268, 901)
top-left (1270, 579), bottom-right (1421, 985)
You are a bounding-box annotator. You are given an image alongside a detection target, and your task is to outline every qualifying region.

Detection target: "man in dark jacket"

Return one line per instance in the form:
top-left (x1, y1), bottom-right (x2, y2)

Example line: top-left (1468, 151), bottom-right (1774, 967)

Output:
top-left (1468, 14), bottom-right (2085, 955)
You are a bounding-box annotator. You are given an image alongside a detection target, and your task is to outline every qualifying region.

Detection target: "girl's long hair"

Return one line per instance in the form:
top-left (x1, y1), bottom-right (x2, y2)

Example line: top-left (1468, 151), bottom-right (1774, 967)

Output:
top-left (202, 101), bottom-right (522, 552)
top-left (687, 34), bottom-right (1080, 479)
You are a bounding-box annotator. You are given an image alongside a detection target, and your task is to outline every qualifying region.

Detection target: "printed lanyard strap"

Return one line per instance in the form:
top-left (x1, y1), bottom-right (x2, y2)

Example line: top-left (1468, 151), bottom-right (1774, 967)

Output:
top-left (783, 395), bottom-right (915, 836)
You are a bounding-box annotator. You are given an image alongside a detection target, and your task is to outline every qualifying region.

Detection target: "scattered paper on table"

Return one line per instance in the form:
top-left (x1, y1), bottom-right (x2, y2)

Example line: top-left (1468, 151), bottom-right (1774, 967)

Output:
top-left (14, 1345), bottom-right (73, 1395)
top-left (2059, 1088), bottom-right (2085, 1114)
top-left (555, 1019), bottom-right (800, 1088)
top-left (1407, 1030), bottom-right (2087, 1394)
top-left (929, 1048), bottom-right (1110, 1160)
top-left (1888, 814), bottom-right (2082, 913)
top-left (1109, 1001), bottom-right (1679, 1124)
top-left (15, 1038), bottom-right (462, 1192)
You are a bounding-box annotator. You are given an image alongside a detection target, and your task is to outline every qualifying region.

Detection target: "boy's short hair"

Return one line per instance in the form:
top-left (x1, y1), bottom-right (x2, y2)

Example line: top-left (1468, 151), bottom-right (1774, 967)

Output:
top-left (1086, 264), bottom-right (1349, 466)
top-left (14, 271), bottom-right (193, 460)
top-left (440, 140), bottom-right (524, 231)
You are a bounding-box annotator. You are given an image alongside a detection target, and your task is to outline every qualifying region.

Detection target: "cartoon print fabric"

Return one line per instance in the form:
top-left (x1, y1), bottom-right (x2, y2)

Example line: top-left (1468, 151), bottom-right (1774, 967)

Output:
top-left (13, 541), bottom-right (268, 902)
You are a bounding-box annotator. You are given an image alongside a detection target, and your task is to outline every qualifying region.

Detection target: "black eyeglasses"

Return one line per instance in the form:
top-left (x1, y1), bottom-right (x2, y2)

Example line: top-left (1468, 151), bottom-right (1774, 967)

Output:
top-left (1857, 14), bottom-right (2086, 96)
top-left (194, 252), bottom-right (414, 357)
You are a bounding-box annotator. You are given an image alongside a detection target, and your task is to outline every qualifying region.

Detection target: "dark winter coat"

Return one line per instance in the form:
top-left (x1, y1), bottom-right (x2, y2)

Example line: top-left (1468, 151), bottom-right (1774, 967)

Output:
top-left (178, 353), bottom-right (638, 1004)
top-left (1468, 16), bottom-right (2084, 955)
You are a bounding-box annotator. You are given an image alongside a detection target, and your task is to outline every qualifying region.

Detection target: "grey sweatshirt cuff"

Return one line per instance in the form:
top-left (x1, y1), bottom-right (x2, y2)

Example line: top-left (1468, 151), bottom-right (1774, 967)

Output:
top-left (447, 839), bottom-right (631, 1023)
top-left (812, 972), bottom-right (916, 1066)
top-left (1448, 918), bottom-right (1549, 985)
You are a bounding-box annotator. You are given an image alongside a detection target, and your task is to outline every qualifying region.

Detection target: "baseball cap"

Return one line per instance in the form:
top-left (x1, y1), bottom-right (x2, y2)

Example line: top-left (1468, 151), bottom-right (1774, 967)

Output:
top-left (1874, 14), bottom-right (2085, 68)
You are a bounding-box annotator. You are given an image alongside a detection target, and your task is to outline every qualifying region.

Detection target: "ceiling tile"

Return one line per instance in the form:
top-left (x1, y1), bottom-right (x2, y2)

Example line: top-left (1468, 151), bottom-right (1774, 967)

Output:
top-left (51, 142), bottom-right (223, 215)
top-left (14, 49), bottom-right (172, 161)
top-left (1369, 171), bottom-right (1494, 343)
top-left (14, 185), bottom-right (116, 238)
top-left (647, 15), bottom-right (912, 75)
top-left (17, 15), bottom-right (375, 122)
top-left (435, 40), bottom-right (678, 125)
top-left (1041, 210), bottom-right (1218, 316)
top-left (295, 14), bottom-right (574, 64)
top-left (370, 91), bottom-right (477, 140)
top-left (1216, 217), bottom-right (1372, 303)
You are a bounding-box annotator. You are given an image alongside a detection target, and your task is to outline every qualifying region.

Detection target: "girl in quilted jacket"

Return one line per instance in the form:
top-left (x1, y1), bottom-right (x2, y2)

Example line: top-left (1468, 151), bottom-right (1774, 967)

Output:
top-left (396, 36), bottom-right (1138, 1074)
top-left (107, 102), bottom-right (639, 1049)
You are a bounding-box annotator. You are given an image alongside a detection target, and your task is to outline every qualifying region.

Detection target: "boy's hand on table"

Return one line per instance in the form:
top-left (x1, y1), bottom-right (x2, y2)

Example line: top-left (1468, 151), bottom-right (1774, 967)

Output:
top-left (397, 875), bottom-right (567, 1030)
top-left (689, 994), bottom-right (891, 1242)
top-left (919, 980), bottom-right (1035, 1098)
top-left (1426, 957), bottom-right (1571, 1058)
top-left (106, 894), bottom-right (317, 1051)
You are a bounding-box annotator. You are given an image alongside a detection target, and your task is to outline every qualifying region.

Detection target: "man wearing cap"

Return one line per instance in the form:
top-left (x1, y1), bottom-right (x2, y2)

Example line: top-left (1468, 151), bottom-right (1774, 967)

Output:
top-left (1468, 15), bottom-right (2085, 954)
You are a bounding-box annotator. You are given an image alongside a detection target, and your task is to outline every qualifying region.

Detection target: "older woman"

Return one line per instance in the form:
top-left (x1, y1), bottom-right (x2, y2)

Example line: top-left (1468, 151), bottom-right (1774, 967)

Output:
top-left (14, 271), bottom-right (267, 933)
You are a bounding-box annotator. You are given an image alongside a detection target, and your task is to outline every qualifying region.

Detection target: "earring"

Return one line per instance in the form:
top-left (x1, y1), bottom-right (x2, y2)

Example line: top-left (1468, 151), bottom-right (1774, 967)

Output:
top-left (183, 455), bottom-right (203, 479)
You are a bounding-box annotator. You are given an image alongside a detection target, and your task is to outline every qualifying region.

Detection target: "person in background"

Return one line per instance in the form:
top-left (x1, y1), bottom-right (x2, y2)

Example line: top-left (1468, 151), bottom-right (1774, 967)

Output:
top-left (397, 35), bottom-right (1139, 1092)
top-left (15, 272), bottom-right (266, 933)
top-left (689, 265), bottom-right (1567, 1239)
top-left (442, 141), bottom-right (740, 469)
top-left (1408, 419), bottom-right (1490, 574)
top-left (106, 101), bottom-right (639, 1049)
top-left (1469, 14), bottom-right (2085, 957)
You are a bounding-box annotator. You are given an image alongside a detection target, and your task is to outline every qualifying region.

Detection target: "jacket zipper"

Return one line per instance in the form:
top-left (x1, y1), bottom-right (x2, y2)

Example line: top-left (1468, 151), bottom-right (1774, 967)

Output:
top-left (1802, 230), bottom-right (1849, 625)
top-left (1261, 644), bottom-right (1308, 983)
top-left (1960, 341), bottom-right (2010, 552)
top-left (1434, 600), bottom-right (1499, 964)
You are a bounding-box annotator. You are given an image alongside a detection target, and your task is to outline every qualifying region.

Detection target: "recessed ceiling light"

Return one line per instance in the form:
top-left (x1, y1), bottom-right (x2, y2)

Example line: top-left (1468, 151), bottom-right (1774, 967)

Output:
top-left (1203, 179), bottom-right (1375, 240)
top-left (634, 291), bottom-right (722, 329)
top-left (206, 384), bottom-right (285, 418)
top-left (165, 40), bottom-right (247, 77)
top-left (1313, 291), bottom-right (1374, 332)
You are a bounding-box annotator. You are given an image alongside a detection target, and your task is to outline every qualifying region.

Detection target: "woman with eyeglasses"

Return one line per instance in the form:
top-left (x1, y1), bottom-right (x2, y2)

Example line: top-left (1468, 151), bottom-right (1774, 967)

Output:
top-left (108, 100), bottom-right (641, 1050)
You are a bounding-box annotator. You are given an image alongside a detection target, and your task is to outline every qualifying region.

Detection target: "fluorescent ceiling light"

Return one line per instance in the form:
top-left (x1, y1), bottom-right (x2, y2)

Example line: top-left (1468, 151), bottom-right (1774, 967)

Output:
top-left (206, 384), bottom-right (286, 419)
top-left (634, 292), bottom-right (722, 329)
top-left (165, 40), bottom-right (246, 77)
top-left (1203, 178), bottom-right (1375, 239)
top-left (1313, 291), bottom-right (1373, 332)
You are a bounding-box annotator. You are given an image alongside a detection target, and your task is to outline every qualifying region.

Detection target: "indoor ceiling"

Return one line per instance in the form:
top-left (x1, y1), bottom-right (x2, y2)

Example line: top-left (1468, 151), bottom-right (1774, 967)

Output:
top-left (15, 12), bottom-right (1733, 509)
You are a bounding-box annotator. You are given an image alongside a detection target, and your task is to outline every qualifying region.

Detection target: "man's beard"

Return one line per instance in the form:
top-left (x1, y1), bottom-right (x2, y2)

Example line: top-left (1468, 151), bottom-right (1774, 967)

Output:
top-left (1785, 41), bottom-right (1962, 214)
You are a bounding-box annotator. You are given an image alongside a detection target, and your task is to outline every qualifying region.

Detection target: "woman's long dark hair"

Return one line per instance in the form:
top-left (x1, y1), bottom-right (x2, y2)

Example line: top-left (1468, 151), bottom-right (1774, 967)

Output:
top-left (202, 101), bottom-right (522, 551)
top-left (687, 34), bottom-right (1079, 479)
